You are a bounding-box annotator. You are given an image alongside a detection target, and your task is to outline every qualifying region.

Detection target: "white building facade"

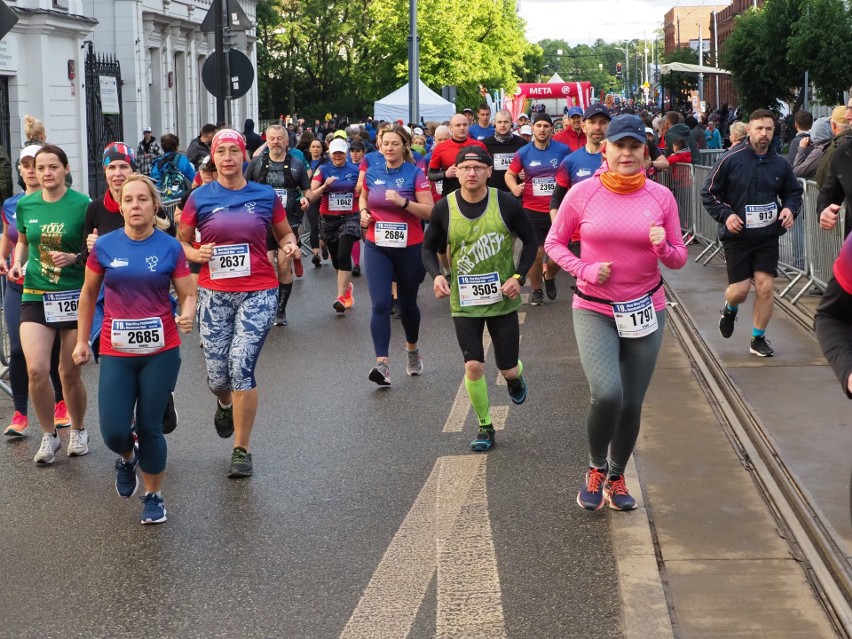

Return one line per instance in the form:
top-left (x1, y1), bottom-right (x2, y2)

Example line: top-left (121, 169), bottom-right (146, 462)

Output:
top-left (2, 0), bottom-right (258, 196)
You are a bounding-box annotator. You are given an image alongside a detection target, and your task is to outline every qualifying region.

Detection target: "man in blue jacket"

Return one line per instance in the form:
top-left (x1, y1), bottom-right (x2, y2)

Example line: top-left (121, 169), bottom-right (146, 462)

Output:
top-left (701, 108), bottom-right (803, 357)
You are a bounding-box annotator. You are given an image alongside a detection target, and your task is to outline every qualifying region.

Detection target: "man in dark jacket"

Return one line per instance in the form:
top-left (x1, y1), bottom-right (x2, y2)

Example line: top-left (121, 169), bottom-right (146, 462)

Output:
top-left (817, 134), bottom-right (852, 238)
top-left (243, 119), bottom-right (263, 157)
top-left (186, 123), bottom-right (217, 168)
top-left (815, 105), bottom-right (852, 188)
top-left (662, 111), bottom-right (698, 163)
top-left (701, 108), bottom-right (803, 357)
top-left (786, 110), bottom-right (813, 165)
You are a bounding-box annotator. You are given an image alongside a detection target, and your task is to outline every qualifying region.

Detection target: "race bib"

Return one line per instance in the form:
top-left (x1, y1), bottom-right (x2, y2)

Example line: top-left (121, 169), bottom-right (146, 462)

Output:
top-left (111, 317), bottom-right (165, 354)
top-left (532, 177), bottom-right (556, 196)
top-left (194, 228), bottom-right (202, 244)
top-left (458, 272), bottom-right (502, 307)
top-left (328, 192), bottom-right (354, 211)
top-left (493, 154), bottom-right (513, 171)
top-left (612, 294), bottom-right (658, 339)
top-left (274, 188), bottom-right (288, 208)
top-left (43, 290), bottom-right (80, 323)
top-left (209, 243), bottom-right (251, 280)
top-left (375, 222), bottom-right (408, 248)
top-left (745, 203), bottom-right (777, 229)
top-left (435, 180), bottom-right (444, 195)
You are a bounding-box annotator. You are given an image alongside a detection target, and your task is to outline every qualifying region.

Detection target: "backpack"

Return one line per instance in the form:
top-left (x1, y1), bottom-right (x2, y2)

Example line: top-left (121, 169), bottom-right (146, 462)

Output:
top-left (154, 153), bottom-right (192, 200)
top-left (256, 150), bottom-right (298, 190)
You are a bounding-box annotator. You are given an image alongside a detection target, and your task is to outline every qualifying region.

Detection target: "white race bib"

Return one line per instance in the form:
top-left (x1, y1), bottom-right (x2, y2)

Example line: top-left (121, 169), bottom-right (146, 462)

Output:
top-left (328, 192), bottom-right (354, 211)
top-left (194, 228), bottom-right (202, 244)
top-left (612, 295), bottom-right (658, 338)
top-left (493, 154), bottom-right (513, 171)
top-left (43, 290), bottom-right (80, 323)
top-left (374, 222), bottom-right (408, 248)
top-left (111, 317), bottom-right (165, 354)
top-left (274, 188), bottom-right (288, 208)
top-left (745, 203), bottom-right (777, 229)
top-left (435, 180), bottom-right (444, 195)
top-left (532, 176), bottom-right (556, 196)
top-left (458, 272), bottom-right (502, 307)
top-left (209, 243), bottom-right (251, 280)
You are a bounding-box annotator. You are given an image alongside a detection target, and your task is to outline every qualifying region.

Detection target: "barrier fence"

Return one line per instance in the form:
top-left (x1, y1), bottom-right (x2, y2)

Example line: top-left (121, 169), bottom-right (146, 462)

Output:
top-left (657, 161), bottom-right (845, 307)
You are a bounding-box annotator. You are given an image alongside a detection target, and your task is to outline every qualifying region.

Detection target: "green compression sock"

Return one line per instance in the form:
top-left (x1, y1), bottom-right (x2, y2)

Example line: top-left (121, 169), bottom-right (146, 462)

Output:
top-left (464, 375), bottom-right (491, 427)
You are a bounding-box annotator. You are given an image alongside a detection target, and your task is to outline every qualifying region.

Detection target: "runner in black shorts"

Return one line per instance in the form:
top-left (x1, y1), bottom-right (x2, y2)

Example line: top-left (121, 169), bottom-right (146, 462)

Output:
top-left (701, 108), bottom-right (802, 357)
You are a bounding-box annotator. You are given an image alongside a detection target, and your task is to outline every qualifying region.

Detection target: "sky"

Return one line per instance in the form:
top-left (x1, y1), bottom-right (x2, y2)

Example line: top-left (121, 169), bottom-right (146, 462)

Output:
top-left (518, 0), bottom-right (723, 45)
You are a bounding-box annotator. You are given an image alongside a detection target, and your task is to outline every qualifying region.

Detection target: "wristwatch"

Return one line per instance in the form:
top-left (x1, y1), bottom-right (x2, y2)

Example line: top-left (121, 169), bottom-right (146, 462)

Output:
top-left (512, 273), bottom-right (526, 286)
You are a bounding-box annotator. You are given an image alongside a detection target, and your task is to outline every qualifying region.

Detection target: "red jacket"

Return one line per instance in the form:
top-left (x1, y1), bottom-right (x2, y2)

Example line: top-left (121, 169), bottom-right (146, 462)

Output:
top-left (553, 129), bottom-right (586, 152)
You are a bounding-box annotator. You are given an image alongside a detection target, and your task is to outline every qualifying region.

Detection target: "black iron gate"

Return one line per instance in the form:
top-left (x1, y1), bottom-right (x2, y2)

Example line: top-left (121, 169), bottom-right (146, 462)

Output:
top-left (0, 77), bottom-right (10, 155)
top-left (84, 43), bottom-right (123, 199)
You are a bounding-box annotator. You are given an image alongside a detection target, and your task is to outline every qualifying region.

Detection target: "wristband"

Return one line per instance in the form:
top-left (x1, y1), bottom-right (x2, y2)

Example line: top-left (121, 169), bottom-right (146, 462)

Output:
top-left (402, 198), bottom-right (410, 209)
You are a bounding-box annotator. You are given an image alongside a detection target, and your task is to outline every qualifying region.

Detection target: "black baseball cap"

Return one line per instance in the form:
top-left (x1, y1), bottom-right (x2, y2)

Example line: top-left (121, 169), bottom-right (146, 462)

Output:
top-left (462, 107), bottom-right (474, 114)
top-left (606, 115), bottom-right (646, 143)
top-left (454, 146), bottom-right (493, 167)
top-left (583, 103), bottom-right (611, 121)
top-left (533, 112), bottom-right (553, 125)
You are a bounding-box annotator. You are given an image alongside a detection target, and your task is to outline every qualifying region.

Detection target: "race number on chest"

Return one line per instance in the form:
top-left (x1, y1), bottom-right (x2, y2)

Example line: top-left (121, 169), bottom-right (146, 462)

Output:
top-left (745, 203), bottom-right (777, 229)
top-left (375, 222), bottom-right (408, 248)
top-left (328, 192), bottom-right (354, 211)
top-left (111, 318), bottom-right (165, 354)
top-left (458, 272), bottom-right (502, 307)
top-left (532, 177), bottom-right (555, 197)
top-left (612, 294), bottom-right (658, 338)
top-left (209, 243), bottom-right (251, 280)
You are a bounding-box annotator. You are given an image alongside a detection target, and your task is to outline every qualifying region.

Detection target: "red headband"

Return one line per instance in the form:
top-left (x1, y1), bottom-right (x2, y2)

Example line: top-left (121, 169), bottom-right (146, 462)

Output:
top-left (210, 129), bottom-right (246, 159)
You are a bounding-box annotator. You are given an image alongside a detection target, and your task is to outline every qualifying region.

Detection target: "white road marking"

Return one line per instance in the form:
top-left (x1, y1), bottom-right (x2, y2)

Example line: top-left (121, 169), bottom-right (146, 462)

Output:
top-left (340, 456), bottom-right (506, 639)
top-left (490, 406), bottom-right (509, 431)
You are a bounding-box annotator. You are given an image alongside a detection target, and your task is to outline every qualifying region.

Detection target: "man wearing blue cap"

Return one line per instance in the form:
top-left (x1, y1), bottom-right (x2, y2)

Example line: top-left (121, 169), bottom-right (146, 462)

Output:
top-left (554, 106), bottom-right (586, 151)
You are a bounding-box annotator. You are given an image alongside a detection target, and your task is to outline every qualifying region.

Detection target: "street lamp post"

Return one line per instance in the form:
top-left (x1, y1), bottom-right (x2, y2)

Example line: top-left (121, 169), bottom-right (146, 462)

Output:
top-left (615, 43), bottom-right (630, 100)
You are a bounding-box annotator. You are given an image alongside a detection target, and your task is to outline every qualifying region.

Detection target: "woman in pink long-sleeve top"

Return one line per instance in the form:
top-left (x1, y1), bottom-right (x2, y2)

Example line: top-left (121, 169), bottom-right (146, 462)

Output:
top-left (544, 114), bottom-right (687, 513)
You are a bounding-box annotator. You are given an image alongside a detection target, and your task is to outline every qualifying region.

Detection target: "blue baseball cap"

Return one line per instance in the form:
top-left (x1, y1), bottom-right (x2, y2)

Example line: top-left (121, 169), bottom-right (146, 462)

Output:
top-left (606, 115), bottom-right (646, 143)
top-left (583, 103), bottom-right (611, 121)
top-left (567, 106), bottom-right (583, 117)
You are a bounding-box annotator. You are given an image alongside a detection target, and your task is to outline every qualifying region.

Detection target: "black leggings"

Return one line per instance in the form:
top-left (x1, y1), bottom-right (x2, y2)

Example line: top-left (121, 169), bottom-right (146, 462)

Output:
top-left (329, 234), bottom-right (358, 272)
top-left (306, 202), bottom-right (321, 249)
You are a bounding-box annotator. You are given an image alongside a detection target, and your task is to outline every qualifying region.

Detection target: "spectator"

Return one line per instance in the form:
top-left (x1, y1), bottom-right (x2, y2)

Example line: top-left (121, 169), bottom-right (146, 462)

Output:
top-left (667, 137), bottom-right (692, 166)
top-left (786, 110), bottom-right (813, 165)
top-left (137, 126), bottom-right (161, 176)
top-left (685, 115), bottom-right (706, 151)
top-left (792, 116), bottom-right (832, 180)
top-left (186, 123), bottom-right (217, 168)
top-left (704, 120), bottom-right (723, 150)
top-left (728, 121), bottom-right (747, 147)
top-left (662, 111), bottom-right (698, 163)
top-left (150, 133), bottom-right (196, 193)
top-left (815, 106), bottom-right (852, 188)
top-left (243, 119), bottom-right (263, 157)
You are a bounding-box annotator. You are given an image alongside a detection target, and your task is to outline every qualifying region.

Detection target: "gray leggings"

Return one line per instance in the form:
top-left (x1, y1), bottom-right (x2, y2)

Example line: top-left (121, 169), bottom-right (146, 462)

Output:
top-left (573, 307), bottom-right (666, 476)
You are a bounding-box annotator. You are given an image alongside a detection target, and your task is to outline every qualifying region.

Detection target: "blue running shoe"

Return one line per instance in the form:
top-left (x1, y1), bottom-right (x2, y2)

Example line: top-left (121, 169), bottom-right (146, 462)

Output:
top-left (141, 493), bottom-right (167, 525)
top-left (604, 474), bottom-right (637, 511)
top-left (507, 375), bottom-right (527, 405)
top-left (115, 454), bottom-right (139, 499)
top-left (470, 428), bottom-right (495, 452)
top-left (577, 466), bottom-right (608, 511)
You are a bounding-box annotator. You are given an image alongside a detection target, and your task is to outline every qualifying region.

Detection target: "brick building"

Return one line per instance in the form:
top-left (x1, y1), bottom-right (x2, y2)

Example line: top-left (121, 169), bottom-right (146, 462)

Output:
top-left (707, 0), bottom-right (766, 109)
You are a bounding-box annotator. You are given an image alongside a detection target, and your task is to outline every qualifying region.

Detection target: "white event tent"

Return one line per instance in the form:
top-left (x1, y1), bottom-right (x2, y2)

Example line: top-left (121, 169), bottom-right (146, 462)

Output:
top-left (373, 80), bottom-right (456, 123)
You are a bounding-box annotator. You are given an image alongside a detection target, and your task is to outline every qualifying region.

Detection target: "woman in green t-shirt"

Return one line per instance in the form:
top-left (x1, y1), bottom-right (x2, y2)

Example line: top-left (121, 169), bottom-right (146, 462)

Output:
top-left (9, 145), bottom-right (90, 466)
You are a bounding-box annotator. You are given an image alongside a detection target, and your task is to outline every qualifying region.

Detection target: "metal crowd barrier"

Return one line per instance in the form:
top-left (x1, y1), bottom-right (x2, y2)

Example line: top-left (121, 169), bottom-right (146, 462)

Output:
top-left (161, 198), bottom-right (181, 224)
top-left (697, 149), bottom-right (725, 166)
top-left (660, 166), bottom-right (846, 307)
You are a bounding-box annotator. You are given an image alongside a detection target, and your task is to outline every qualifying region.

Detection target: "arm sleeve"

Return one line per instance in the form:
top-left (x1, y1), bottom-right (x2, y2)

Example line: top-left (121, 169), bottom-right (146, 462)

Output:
top-left (427, 167), bottom-right (446, 182)
top-left (499, 193), bottom-right (538, 277)
top-left (550, 183), bottom-right (568, 212)
top-left (700, 155), bottom-right (736, 223)
top-left (815, 276), bottom-right (852, 398)
top-left (792, 145), bottom-right (816, 178)
top-left (421, 199), bottom-right (449, 278)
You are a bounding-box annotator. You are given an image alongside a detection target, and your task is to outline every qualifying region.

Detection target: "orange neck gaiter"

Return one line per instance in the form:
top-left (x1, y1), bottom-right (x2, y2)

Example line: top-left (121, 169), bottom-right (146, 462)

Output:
top-left (599, 171), bottom-right (646, 194)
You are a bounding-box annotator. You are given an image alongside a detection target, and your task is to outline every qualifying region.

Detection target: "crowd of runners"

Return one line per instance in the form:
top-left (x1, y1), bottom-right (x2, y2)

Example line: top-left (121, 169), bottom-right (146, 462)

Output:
top-left (5, 99), bottom-right (852, 525)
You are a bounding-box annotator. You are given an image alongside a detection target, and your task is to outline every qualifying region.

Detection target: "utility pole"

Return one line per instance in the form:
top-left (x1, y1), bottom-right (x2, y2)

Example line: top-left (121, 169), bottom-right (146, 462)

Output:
top-left (714, 7), bottom-right (720, 109)
top-left (697, 18), bottom-right (704, 107)
top-left (408, 0), bottom-right (419, 125)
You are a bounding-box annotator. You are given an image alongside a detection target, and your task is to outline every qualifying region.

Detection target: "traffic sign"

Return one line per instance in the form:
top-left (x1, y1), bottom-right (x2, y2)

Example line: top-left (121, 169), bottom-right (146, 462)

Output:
top-left (200, 0), bottom-right (252, 33)
top-left (202, 49), bottom-right (254, 100)
top-left (0, 1), bottom-right (18, 41)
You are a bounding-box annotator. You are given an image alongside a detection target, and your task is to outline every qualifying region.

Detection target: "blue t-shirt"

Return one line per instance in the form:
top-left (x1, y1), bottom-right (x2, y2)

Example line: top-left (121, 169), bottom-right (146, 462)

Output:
top-left (555, 147), bottom-right (603, 190)
top-left (313, 160), bottom-right (360, 215)
top-left (2, 192), bottom-right (23, 245)
top-left (469, 123), bottom-right (495, 141)
top-left (509, 140), bottom-right (571, 212)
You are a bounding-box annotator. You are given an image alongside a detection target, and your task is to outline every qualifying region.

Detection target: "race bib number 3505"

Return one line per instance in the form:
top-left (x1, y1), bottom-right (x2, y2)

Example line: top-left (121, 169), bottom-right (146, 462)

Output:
top-left (458, 272), bottom-right (502, 307)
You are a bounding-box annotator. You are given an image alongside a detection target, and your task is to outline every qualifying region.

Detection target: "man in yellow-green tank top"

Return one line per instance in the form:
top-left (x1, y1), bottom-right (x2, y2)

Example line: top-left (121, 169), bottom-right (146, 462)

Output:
top-left (423, 146), bottom-right (539, 452)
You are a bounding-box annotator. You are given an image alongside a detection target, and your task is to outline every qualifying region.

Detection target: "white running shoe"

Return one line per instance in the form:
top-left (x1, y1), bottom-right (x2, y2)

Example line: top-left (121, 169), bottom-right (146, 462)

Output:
top-left (67, 428), bottom-right (89, 457)
top-left (34, 433), bottom-right (61, 465)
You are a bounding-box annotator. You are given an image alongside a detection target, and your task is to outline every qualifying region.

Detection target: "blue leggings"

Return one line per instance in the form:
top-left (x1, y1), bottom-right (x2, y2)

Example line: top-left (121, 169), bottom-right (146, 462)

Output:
top-left (364, 241), bottom-right (425, 358)
top-left (573, 308), bottom-right (666, 477)
top-left (4, 281), bottom-right (63, 414)
top-left (99, 348), bottom-right (181, 475)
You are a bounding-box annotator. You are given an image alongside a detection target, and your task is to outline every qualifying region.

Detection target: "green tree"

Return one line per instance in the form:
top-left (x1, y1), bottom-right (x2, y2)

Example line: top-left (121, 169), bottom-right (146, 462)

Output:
top-left (661, 47), bottom-right (700, 107)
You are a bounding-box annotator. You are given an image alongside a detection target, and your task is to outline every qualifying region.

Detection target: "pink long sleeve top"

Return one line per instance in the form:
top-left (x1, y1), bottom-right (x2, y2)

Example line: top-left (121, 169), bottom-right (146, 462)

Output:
top-left (544, 172), bottom-right (688, 317)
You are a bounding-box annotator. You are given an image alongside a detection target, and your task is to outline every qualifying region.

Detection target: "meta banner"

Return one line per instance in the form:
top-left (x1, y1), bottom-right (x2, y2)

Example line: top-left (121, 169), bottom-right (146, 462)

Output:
top-left (514, 82), bottom-right (592, 107)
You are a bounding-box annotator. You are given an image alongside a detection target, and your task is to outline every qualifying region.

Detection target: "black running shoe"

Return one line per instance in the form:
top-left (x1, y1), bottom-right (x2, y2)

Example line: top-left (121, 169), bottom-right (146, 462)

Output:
top-left (544, 277), bottom-right (557, 301)
top-left (162, 392), bottom-right (178, 435)
top-left (749, 335), bottom-right (774, 357)
top-left (470, 428), bottom-right (495, 452)
top-left (352, 264), bottom-right (361, 277)
top-left (274, 309), bottom-right (288, 326)
top-left (507, 375), bottom-right (527, 405)
top-left (321, 245), bottom-right (329, 260)
top-left (228, 447), bottom-right (253, 478)
top-left (311, 253), bottom-right (322, 268)
top-left (530, 289), bottom-right (544, 306)
top-left (719, 307), bottom-right (737, 338)
top-left (214, 402), bottom-right (234, 438)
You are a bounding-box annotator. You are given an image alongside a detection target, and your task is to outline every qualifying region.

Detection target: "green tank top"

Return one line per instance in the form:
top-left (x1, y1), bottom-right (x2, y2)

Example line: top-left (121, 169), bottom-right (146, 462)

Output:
top-left (448, 188), bottom-right (520, 317)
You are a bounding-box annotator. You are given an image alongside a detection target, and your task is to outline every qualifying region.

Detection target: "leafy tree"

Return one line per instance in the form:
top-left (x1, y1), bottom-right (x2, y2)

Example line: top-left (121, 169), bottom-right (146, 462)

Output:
top-left (661, 47), bottom-right (700, 107)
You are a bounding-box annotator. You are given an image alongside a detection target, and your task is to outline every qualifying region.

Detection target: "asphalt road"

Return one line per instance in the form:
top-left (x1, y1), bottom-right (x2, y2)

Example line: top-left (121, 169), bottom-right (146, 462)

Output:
top-left (0, 261), bottom-right (626, 639)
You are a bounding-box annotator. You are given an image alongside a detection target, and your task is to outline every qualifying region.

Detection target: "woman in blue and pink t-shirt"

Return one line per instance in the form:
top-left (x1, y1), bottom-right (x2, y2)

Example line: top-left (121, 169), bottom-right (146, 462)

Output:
top-left (178, 129), bottom-right (298, 479)
top-left (359, 124), bottom-right (434, 386)
top-left (74, 175), bottom-right (196, 525)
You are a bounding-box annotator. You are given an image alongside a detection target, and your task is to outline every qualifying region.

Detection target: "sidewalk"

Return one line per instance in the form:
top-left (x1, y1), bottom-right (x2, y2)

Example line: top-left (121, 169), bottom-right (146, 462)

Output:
top-left (628, 245), bottom-right (849, 637)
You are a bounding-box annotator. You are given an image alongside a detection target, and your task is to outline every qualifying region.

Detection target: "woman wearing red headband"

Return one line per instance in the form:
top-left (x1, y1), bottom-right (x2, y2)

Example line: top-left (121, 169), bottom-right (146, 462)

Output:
top-left (179, 129), bottom-right (298, 478)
